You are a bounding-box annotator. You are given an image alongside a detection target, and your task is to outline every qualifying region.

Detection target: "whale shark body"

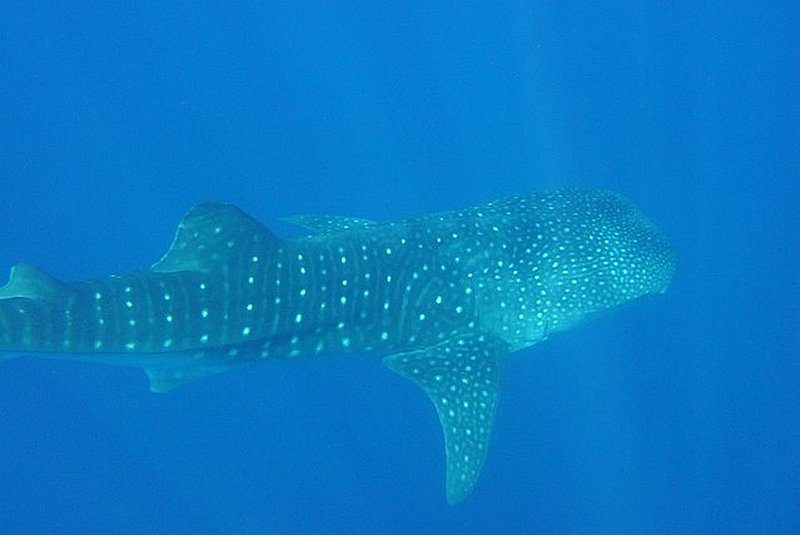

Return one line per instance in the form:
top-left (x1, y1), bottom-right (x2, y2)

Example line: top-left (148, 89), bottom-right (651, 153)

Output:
top-left (0, 189), bottom-right (675, 503)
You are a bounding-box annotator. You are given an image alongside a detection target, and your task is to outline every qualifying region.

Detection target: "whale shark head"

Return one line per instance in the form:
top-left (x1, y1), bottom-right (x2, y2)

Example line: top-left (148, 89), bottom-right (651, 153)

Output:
top-left (543, 189), bottom-right (676, 293)
top-left (481, 190), bottom-right (676, 343)
top-left (535, 191), bottom-right (676, 330)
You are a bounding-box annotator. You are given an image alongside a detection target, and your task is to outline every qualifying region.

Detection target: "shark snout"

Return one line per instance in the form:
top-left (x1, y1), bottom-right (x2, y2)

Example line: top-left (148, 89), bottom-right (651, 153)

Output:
top-left (636, 221), bottom-right (677, 296)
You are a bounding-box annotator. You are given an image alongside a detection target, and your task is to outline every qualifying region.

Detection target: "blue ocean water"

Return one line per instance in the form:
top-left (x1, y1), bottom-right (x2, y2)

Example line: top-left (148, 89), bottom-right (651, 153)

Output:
top-left (0, 2), bottom-right (797, 533)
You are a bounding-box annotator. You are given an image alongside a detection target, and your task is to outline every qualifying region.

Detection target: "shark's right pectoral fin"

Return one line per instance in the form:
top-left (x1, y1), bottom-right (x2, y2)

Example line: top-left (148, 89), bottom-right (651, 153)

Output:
top-left (383, 332), bottom-right (508, 505)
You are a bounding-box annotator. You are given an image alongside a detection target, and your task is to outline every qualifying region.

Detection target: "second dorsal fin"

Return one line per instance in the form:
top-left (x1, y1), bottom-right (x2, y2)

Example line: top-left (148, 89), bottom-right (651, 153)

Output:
top-left (0, 263), bottom-right (69, 301)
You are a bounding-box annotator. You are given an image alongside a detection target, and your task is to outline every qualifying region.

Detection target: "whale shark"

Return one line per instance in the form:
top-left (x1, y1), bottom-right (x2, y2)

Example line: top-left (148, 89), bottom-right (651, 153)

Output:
top-left (0, 189), bottom-right (675, 503)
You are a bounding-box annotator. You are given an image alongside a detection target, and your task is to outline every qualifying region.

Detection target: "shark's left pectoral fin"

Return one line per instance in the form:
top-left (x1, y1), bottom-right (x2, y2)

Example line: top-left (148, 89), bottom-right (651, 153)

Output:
top-left (383, 332), bottom-right (508, 504)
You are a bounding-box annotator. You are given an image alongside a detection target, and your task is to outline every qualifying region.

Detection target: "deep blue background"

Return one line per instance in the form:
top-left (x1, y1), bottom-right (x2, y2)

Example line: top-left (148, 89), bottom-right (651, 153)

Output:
top-left (1, 2), bottom-right (798, 533)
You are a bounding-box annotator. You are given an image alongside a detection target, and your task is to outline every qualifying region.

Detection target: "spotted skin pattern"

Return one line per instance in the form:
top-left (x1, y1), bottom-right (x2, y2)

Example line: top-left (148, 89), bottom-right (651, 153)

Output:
top-left (0, 189), bottom-right (676, 503)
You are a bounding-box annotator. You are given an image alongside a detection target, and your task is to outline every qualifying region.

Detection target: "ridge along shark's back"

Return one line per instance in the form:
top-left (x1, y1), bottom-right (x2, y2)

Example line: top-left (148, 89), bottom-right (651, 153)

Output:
top-left (0, 189), bottom-right (676, 504)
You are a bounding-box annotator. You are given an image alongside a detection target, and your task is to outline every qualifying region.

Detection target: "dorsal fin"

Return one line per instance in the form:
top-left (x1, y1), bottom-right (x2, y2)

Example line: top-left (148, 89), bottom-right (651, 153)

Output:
top-left (282, 214), bottom-right (377, 236)
top-left (0, 263), bottom-right (69, 301)
top-left (151, 203), bottom-right (280, 273)
top-left (384, 331), bottom-right (508, 504)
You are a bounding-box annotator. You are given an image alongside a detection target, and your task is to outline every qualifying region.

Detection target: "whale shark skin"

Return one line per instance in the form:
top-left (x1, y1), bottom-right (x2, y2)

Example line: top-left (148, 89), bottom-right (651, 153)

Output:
top-left (0, 189), bottom-right (676, 504)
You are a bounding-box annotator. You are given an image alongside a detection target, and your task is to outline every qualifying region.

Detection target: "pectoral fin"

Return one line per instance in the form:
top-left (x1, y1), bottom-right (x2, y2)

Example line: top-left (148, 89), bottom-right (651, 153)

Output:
top-left (384, 332), bottom-right (508, 504)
